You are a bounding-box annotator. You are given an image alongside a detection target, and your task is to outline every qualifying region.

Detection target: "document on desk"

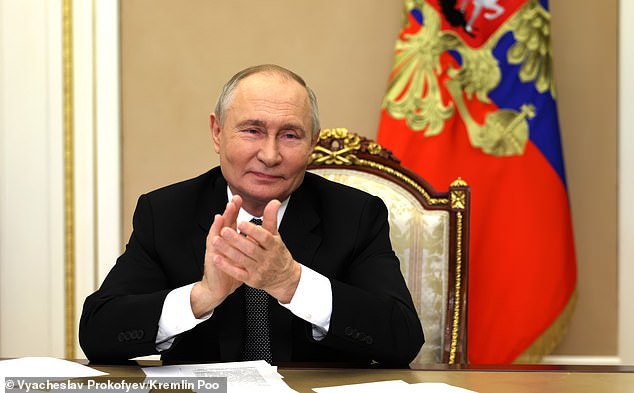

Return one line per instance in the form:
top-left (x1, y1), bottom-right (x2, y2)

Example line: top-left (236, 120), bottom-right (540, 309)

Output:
top-left (0, 357), bottom-right (107, 378)
top-left (142, 360), bottom-right (298, 393)
top-left (313, 380), bottom-right (410, 392)
top-left (313, 380), bottom-right (477, 393)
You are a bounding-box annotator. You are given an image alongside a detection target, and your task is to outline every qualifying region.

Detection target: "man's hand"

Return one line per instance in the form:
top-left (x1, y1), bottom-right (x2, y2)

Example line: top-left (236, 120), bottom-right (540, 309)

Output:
top-left (213, 199), bottom-right (301, 304)
top-left (190, 195), bottom-right (244, 318)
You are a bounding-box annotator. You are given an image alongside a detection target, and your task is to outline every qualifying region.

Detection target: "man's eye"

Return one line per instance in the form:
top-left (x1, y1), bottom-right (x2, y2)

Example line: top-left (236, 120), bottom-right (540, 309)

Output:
top-left (281, 132), bottom-right (299, 139)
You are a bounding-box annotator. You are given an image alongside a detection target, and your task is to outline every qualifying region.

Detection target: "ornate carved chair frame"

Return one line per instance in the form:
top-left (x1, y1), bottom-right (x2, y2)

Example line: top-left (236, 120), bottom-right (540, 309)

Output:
top-left (308, 128), bottom-right (470, 365)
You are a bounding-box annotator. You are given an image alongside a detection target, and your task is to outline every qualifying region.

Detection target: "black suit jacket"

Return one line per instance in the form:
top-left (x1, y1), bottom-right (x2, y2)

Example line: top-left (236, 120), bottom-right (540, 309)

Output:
top-left (79, 167), bottom-right (424, 366)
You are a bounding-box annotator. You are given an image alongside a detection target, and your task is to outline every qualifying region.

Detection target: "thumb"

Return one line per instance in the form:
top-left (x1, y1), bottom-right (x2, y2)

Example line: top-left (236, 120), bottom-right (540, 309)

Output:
top-left (262, 199), bottom-right (281, 234)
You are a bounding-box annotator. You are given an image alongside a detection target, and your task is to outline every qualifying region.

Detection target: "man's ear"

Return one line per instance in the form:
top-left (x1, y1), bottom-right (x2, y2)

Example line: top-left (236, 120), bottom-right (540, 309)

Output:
top-left (311, 129), bottom-right (321, 147)
top-left (209, 113), bottom-right (221, 153)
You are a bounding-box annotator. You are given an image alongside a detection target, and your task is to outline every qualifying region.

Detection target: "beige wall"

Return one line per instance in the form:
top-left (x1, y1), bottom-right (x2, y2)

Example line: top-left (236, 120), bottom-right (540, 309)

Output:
top-left (121, 0), bottom-right (402, 222)
top-left (550, 0), bottom-right (618, 356)
top-left (121, 1), bottom-right (617, 357)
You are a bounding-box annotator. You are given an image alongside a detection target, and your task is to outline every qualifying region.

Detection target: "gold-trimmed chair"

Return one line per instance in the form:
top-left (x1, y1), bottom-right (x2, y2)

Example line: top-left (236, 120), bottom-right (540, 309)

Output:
top-left (308, 128), bottom-right (470, 365)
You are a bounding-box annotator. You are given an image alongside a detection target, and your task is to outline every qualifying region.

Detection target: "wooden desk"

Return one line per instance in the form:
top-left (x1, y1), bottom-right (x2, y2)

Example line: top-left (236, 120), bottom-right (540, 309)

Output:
top-left (90, 362), bottom-right (634, 393)
top-left (279, 366), bottom-right (634, 393)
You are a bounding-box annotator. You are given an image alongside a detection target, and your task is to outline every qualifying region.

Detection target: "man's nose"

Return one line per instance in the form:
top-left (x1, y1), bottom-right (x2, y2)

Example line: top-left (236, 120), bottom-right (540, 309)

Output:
top-left (257, 136), bottom-right (282, 166)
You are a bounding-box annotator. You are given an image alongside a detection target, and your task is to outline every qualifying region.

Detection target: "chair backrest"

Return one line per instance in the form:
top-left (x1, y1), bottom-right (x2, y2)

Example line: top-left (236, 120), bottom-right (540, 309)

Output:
top-left (308, 128), bottom-right (470, 365)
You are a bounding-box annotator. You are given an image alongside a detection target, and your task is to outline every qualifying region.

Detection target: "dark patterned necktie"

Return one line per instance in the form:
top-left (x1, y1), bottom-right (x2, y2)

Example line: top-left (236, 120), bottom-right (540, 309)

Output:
top-left (242, 217), bottom-right (273, 363)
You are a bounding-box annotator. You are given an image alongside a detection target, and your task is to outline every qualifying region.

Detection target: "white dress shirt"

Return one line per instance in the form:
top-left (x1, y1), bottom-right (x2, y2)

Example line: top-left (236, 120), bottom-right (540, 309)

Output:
top-left (155, 188), bottom-right (333, 351)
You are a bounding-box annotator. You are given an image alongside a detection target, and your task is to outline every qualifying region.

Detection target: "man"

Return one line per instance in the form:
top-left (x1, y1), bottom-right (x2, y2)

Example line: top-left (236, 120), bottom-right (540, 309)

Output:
top-left (79, 64), bottom-right (424, 366)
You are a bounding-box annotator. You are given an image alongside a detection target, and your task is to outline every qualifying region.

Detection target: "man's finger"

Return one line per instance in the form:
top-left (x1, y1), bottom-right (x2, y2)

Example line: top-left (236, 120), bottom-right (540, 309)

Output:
top-left (217, 227), bottom-right (260, 265)
top-left (207, 214), bottom-right (224, 240)
top-left (213, 252), bottom-right (249, 282)
top-left (262, 199), bottom-right (281, 235)
top-left (223, 194), bottom-right (242, 230)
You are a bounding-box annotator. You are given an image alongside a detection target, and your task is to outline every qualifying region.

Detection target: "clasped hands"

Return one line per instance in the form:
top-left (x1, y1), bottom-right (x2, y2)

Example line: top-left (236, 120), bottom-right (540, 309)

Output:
top-left (191, 195), bottom-right (301, 318)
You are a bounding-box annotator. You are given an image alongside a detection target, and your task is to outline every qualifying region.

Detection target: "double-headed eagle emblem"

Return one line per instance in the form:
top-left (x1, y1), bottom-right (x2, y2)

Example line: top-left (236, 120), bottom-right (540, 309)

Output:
top-left (383, 0), bottom-right (554, 157)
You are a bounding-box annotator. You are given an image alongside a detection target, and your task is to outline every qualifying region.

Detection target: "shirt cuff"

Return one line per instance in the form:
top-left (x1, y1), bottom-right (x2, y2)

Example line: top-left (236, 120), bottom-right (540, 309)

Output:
top-left (279, 264), bottom-right (332, 339)
top-left (156, 283), bottom-right (212, 351)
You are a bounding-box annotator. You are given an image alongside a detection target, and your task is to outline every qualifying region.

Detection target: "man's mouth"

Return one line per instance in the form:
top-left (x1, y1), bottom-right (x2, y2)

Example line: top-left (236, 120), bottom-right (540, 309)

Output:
top-left (249, 171), bottom-right (283, 181)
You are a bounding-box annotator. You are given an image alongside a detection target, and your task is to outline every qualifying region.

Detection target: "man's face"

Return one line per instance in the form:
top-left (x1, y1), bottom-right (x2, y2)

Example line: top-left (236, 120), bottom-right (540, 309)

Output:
top-left (210, 73), bottom-right (316, 215)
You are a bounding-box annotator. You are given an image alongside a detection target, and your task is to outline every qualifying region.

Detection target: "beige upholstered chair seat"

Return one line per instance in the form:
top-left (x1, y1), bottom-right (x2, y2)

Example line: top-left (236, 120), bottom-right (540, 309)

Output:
top-left (308, 128), bottom-right (470, 365)
top-left (310, 168), bottom-right (450, 364)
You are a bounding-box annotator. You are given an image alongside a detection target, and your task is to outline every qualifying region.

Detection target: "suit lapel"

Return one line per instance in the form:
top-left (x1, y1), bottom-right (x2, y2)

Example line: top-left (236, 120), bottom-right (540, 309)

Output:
top-left (196, 171), bottom-right (229, 234)
top-left (279, 181), bottom-right (322, 269)
top-left (191, 173), bottom-right (227, 276)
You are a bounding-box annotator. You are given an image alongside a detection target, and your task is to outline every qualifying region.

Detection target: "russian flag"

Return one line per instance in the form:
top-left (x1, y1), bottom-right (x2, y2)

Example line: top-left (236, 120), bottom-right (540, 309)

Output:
top-left (377, 0), bottom-right (577, 363)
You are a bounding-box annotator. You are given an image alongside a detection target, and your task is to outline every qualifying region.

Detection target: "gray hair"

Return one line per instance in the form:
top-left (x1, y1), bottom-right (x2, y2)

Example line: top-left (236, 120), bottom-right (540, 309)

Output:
top-left (214, 64), bottom-right (320, 137)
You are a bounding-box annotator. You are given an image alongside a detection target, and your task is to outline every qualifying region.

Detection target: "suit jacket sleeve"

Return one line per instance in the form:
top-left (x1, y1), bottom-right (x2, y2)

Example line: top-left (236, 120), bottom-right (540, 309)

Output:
top-left (322, 195), bottom-right (424, 365)
top-left (284, 175), bottom-right (424, 366)
top-left (79, 194), bottom-right (172, 362)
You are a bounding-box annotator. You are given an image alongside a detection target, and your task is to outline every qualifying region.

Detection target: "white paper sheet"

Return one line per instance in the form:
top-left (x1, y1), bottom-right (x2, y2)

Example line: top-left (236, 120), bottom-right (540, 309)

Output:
top-left (313, 379), bottom-right (411, 392)
top-left (0, 357), bottom-right (107, 378)
top-left (142, 360), bottom-right (297, 393)
top-left (313, 380), bottom-right (478, 393)
top-left (1, 357), bottom-right (109, 393)
top-left (410, 382), bottom-right (478, 392)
